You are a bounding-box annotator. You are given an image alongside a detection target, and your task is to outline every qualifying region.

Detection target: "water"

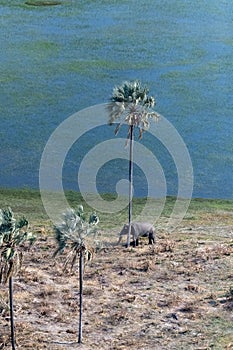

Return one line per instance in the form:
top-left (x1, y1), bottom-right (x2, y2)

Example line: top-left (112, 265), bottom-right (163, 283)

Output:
top-left (0, 0), bottom-right (233, 199)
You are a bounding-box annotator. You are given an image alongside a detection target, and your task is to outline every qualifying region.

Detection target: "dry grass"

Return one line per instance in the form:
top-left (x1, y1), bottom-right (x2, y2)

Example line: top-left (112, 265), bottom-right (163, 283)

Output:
top-left (0, 212), bottom-right (233, 350)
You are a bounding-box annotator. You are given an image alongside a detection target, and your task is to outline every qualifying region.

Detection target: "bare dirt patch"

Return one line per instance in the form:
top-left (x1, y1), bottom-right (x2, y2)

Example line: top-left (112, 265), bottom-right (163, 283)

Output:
top-left (1, 214), bottom-right (233, 349)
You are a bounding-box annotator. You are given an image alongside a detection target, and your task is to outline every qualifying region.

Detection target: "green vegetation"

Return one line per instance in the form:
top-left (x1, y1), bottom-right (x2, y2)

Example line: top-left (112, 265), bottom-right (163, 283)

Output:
top-left (0, 188), bottom-right (47, 223)
top-left (0, 188), bottom-right (232, 230)
top-left (188, 197), bottom-right (233, 213)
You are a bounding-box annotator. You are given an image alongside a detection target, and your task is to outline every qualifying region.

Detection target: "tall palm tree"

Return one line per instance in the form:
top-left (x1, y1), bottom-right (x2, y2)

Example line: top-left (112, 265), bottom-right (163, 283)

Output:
top-left (53, 205), bottom-right (99, 344)
top-left (0, 207), bottom-right (35, 350)
top-left (108, 80), bottom-right (160, 247)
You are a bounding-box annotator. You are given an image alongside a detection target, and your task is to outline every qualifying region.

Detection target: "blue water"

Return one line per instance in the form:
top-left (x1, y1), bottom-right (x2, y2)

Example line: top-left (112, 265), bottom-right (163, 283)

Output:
top-left (0, 0), bottom-right (233, 199)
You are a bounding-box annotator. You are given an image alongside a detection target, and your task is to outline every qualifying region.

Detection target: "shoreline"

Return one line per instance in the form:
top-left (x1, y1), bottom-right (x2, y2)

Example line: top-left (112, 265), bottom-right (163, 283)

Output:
top-left (0, 186), bottom-right (233, 202)
top-left (0, 187), bottom-right (232, 227)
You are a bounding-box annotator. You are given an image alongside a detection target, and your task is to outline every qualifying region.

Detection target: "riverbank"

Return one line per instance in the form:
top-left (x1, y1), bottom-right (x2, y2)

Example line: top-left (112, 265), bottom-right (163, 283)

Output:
top-left (0, 187), bottom-right (232, 224)
top-left (0, 188), bottom-right (233, 349)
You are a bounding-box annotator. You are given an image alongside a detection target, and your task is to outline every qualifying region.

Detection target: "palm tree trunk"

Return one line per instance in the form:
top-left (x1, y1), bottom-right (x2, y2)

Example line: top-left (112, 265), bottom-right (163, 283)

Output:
top-left (127, 125), bottom-right (134, 248)
top-left (78, 248), bottom-right (84, 344)
top-left (9, 276), bottom-right (16, 350)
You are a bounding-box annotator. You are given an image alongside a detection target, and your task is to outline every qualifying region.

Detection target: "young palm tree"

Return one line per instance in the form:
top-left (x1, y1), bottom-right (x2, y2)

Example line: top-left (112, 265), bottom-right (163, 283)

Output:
top-left (53, 205), bottom-right (99, 344)
top-left (108, 80), bottom-right (160, 247)
top-left (0, 207), bottom-right (35, 350)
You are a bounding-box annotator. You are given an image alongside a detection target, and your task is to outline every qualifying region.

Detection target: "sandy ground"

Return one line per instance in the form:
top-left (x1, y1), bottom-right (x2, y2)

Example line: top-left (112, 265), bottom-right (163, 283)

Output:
top-left (1, 213), bottom-right (233, 349)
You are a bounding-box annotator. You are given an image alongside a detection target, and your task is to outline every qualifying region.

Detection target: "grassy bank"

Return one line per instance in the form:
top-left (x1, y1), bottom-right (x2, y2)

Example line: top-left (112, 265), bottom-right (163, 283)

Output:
top-left (0, 187), bottom-right (232, 229)
top-left (0, 188), bottom-right (233, 349)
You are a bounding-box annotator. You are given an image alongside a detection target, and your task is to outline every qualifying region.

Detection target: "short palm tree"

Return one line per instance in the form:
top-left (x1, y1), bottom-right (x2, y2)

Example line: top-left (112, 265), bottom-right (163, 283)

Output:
top-left (107, 80), bottom-right (160, 247)
top-left (53, 205), bottom-right (99, 344)
top-left (0, 207), bottom-right (35, 350)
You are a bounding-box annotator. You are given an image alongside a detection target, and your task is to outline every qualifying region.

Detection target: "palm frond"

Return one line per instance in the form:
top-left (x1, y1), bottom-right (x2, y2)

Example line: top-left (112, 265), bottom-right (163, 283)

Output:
top-left (107, 80), bottom-right (160, 139)
top-left (114, 123), bottom-right (121, 135)
top-left (0, 207), bottom-right (36, 284)
top-left (0, 207), bottom-right (16, 233)
top-left (53, 206), bottom-right (99, 271)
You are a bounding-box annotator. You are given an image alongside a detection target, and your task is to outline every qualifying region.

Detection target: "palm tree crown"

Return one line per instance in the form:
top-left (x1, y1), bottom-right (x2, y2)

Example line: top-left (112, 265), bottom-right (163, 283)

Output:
top-left (53, 205), bottom-right (99, 269)
top-left (108, 80), bottom-right (160, 139)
